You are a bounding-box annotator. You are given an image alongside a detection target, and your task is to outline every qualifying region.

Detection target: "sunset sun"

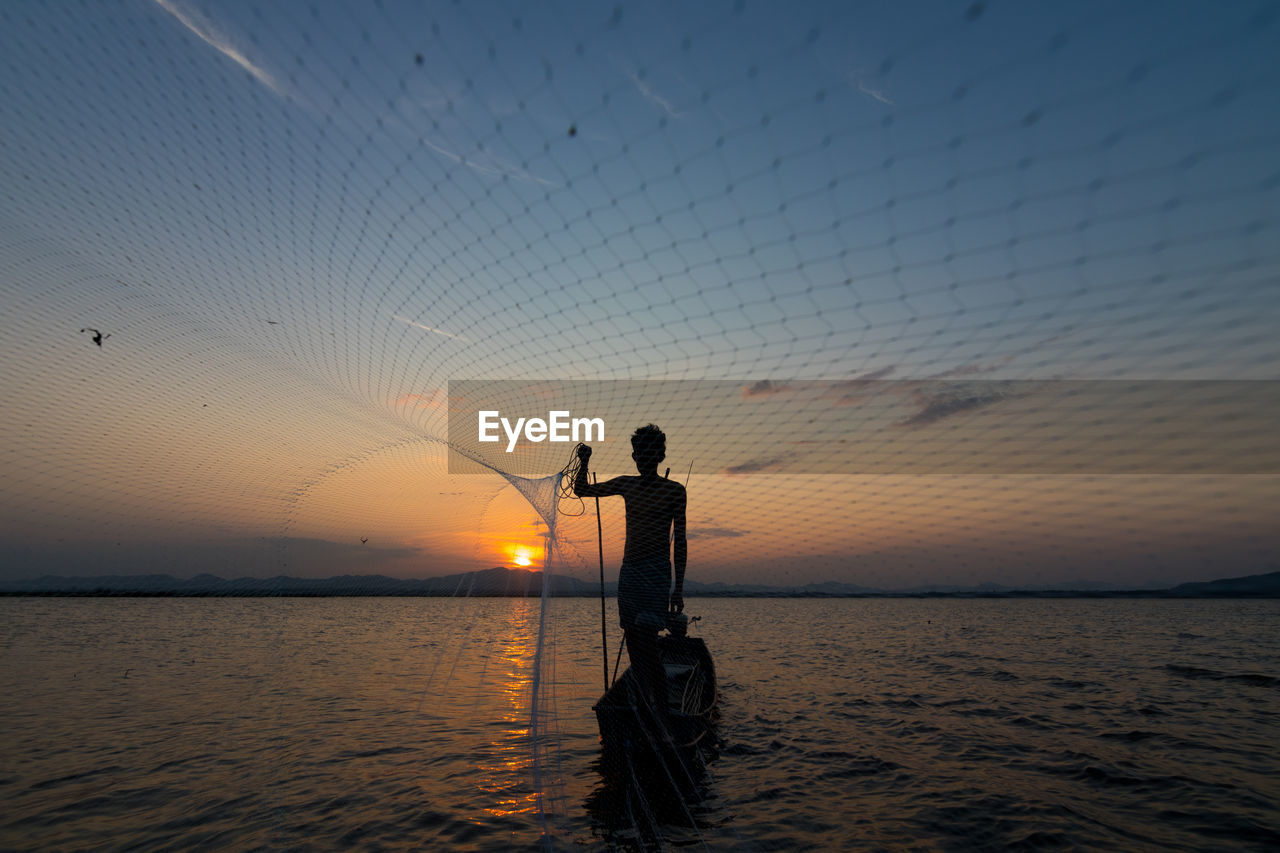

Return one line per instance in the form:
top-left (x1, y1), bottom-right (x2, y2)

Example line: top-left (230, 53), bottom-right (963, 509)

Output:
top-left (511, 546), bottom-right (533, 568)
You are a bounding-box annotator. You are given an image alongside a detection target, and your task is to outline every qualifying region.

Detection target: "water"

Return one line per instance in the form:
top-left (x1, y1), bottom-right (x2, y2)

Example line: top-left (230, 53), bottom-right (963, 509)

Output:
top-left (1, 597), bottom-right (1277, 851)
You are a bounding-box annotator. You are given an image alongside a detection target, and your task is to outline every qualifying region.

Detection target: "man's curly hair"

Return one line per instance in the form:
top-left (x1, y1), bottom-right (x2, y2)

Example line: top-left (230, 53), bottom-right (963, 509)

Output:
top-left (630, 423), bottom-right (665, 460)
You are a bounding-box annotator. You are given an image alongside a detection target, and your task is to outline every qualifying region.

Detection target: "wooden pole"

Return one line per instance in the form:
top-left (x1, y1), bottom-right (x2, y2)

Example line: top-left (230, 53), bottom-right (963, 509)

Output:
top-left (594, 472), bottom-right (607, 694)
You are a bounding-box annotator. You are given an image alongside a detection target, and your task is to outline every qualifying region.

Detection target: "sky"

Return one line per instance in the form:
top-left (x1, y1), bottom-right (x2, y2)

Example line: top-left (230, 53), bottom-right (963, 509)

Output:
top-left (1, 0), bottom-right (1277, 588)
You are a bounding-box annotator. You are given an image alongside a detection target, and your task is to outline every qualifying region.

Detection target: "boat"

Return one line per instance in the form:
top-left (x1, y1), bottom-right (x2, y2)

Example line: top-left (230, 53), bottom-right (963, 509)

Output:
top-left (593, 615), bottom-right (718, 766)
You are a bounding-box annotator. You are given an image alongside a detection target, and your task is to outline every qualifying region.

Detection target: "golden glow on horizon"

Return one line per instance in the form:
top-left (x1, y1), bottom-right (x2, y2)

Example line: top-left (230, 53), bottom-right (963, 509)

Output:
top-left (31, 405), bottom-right (1272, 587)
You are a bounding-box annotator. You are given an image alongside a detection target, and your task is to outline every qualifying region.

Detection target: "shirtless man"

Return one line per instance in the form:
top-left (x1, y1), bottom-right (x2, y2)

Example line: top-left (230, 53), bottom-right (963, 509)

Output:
top-left (574, 424), bottom-right (687, 734)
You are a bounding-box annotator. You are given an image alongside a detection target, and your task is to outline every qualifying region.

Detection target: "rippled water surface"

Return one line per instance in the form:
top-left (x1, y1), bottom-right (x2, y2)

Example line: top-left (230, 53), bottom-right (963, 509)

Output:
top-left (2, 597), bottom-right (1277, 850)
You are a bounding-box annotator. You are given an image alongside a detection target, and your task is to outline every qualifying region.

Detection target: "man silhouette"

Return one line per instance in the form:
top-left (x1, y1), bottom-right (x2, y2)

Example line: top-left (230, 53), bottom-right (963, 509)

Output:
top-left (575, 425), bottom-right (687, 739)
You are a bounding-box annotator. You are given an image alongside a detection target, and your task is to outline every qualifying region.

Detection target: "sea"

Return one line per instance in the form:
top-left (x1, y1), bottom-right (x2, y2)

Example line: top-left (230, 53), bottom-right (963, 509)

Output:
top-left (1, 596), bottom-right (1277, 851)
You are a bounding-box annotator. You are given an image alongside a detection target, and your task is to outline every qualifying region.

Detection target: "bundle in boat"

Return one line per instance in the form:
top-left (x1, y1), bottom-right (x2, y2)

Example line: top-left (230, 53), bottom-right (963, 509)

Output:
top-left (593, 615), bottom-right (718, 762)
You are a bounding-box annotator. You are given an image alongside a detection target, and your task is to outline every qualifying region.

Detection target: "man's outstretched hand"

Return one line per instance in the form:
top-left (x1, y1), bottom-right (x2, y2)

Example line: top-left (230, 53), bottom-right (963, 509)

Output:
top-left (576, 443), bottom-right (592, 460)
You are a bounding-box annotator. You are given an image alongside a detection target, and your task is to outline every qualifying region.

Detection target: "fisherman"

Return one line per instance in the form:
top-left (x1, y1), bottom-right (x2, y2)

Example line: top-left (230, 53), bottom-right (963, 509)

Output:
top-left (574, 424), bottom-right (687, 741)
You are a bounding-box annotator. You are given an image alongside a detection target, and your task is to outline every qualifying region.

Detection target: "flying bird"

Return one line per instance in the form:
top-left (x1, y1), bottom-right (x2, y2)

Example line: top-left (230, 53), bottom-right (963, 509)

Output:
top-left (80, 328), bottom-right (110, 347)
top-left (361, 537), bottom-right (368, 545)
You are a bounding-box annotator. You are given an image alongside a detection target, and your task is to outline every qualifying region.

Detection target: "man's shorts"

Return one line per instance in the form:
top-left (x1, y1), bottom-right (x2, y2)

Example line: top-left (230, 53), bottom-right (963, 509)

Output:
top-left (617, 558), bottom-right (670, 632)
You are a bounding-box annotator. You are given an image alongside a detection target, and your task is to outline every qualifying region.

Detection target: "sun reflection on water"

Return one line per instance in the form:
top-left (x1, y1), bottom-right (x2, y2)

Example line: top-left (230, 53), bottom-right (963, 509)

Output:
top-left (474, 599), bottom-right (541, 821)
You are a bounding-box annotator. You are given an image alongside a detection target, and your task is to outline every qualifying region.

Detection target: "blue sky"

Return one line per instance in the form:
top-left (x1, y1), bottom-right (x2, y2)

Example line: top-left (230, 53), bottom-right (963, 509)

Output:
top-left (1, 1), bottom-right (1277, 585)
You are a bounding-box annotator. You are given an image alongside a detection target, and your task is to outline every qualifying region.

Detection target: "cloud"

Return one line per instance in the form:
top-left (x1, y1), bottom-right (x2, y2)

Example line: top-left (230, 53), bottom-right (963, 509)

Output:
top-left (741, 379), bottom-right (791, 398)
top-left (0, 536), bottom-right (424, 580)
top-left (628, 71), bottom-right (680, 118)
top-left (850, 72), bottom-right (894, 106)
top-left (379, 91), bottom-right (558, 185)
top-left (927, 351), bottom-right (1019, 379)
top-left (724, 456), bottom-right (787, 475)
top-left (897, 384), bottom-right (1023, 427)
top-left (392, 314), bottom-right (468, 341)
top-left (153, 0), bottom-right (287, 98)
top-left (417, 136), bottom-right (556, 187)
top-left (820, 366), bottom-right (897, 405)
top-left (930, 363), bottom-right (988, 378)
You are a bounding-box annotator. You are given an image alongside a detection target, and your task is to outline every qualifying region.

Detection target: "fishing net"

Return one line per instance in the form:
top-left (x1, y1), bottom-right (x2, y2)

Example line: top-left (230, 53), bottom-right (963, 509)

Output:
top-left (2, 0), bottom-right (1277, 847)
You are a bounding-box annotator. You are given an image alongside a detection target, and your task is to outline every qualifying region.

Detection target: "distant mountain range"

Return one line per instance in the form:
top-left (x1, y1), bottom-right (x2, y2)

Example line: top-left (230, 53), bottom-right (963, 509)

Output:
top-left (2, 568), bottom-right (1278, 598)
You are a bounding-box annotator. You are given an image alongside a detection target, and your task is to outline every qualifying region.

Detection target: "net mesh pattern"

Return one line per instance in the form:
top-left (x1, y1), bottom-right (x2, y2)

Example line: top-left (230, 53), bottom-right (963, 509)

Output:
top-left (3, 1), bottom-right (1276, 587)
top-left (2, 0), bottom-right (1278, 842)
